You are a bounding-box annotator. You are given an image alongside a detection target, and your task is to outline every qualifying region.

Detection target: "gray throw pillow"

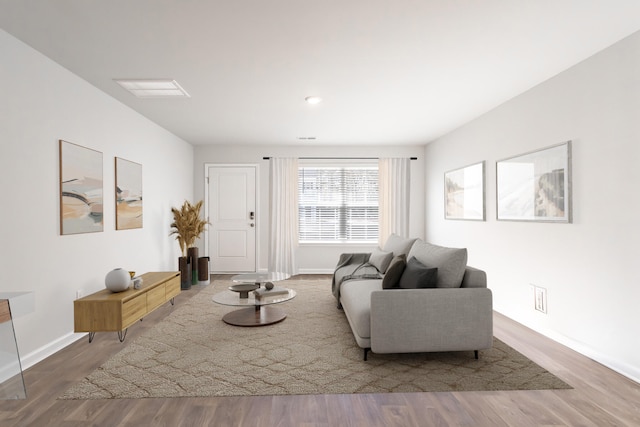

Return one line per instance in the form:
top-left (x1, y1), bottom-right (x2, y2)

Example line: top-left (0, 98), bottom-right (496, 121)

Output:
top-left (382, 254), bottom-right (406, 289)
top-left (398, 257), bottom-right (438, 289)
top-left (407, 240), bottom-right (467, 288)
top-left (382, 234), bottom-right (418, 257)
top-left (368, 247), bottom-right (393, 273)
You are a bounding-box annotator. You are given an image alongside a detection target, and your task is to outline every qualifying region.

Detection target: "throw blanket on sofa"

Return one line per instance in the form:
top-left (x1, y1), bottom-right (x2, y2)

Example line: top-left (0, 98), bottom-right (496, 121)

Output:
top-left (331, 253), bottom-right (381, 302)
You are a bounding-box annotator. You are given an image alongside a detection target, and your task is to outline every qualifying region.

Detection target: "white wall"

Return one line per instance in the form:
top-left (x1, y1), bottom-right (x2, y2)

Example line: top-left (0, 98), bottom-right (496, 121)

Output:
top-left (0, 30), bottom-right (194, 368)
top-left (194, 144), bottom-right (425, 273)
top-left (424, 31), bottom-right (640, 382)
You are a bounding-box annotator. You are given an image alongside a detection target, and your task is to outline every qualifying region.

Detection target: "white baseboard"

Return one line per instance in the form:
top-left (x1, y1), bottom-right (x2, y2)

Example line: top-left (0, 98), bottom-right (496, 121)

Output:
top-left (20, 331), bottom-right (86, 371)
top-left (297, 268), bottom-right (334, 275)
top-left (495, 309), bottom-right (640, 385)
top-left (542, 328), bottom-right (640, 384)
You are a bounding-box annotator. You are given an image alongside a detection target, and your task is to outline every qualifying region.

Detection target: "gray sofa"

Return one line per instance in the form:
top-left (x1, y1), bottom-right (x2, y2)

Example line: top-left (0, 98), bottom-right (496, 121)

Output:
top-left (332, 234), bottom-right (493, 360)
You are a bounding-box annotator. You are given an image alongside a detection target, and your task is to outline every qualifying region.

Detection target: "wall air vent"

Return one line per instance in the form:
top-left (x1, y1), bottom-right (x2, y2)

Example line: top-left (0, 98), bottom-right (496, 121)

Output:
top-left (114, 79), bottom-right (190, 98)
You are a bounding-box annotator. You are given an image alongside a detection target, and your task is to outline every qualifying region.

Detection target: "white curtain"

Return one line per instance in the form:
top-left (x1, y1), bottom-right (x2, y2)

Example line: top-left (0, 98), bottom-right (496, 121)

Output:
top-left (378, 158), bottom-right (411, 247)
top-left (269, 158), bottom-right (299, 275)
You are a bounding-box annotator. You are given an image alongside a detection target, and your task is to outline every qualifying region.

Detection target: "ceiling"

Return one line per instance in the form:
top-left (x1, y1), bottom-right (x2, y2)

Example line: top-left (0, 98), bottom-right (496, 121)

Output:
top-left (2, 1), bottom-right (640, 146)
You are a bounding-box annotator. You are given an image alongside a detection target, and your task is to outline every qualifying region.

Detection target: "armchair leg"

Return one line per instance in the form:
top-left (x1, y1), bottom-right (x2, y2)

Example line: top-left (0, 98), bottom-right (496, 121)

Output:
top-left (364, 348), bottom-right (370, 361)
top-left (474, 350), bottom-right (479, 360)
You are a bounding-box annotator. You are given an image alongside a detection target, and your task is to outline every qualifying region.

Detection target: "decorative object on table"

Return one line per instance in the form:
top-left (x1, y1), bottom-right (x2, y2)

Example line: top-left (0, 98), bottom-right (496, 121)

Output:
top-left (59, 140), bottom-right (104, 235)
top-left (444, 161), bottom-right (485, 221)
top-left (115, 157), bottom-right (143, 230)
top-left (170, 200), bottom-right (209, 286)
top-left (132, 274), bottom-right (143, 290)
top-left (228, 283), bottom-right (259, 299)
top-left (253, 286), bottom-right (289, 299)
top-left (497, 141), bottom-right (572, 223)
top-left (198, 257), bottom-right (210, 285)
top-left (105, 268), bottom-right (131, 292)
top-left (178, 256), bottom-right (191, 290)
top-left (265, 281), bottom-right (274, 290)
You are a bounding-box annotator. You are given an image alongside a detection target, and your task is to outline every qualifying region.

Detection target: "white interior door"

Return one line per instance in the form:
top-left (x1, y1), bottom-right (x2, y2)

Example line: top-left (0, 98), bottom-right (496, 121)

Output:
top-left (207, 165), bottom-right (257, 272)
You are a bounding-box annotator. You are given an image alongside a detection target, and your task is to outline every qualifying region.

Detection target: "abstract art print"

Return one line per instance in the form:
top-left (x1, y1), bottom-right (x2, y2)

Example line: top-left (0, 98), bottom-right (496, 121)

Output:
top-left (497, 141), bottom-right (572, 223)
top-left (59, 140), bottom-right (104, 235)
top-left (115, 157), bottom-right (143, 230)
top-left (445, 161), bottom-right (485, 221)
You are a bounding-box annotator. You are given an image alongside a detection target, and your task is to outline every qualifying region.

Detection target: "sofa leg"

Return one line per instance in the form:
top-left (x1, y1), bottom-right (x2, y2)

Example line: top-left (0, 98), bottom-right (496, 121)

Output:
top-left (474, 350), bottom-right (479, 360)
top-left (364, 348), bottom-right (370, 361)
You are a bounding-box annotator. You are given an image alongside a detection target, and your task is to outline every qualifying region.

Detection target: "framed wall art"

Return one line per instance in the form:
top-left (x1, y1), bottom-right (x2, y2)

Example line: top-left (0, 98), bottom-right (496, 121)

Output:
top-left (115, 157), bottom-right (143, 230)
top-left (59, 140), bottom-right (104, 235)
top-left (496, 141), bottom-right (572, 223)
top-left (444, 161), bottom-right (485, 221)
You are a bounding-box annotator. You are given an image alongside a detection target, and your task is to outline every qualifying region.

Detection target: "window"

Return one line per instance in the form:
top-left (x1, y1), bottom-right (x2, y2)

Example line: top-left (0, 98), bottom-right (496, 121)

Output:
top-left (298, 164), bottom-right (378, 243)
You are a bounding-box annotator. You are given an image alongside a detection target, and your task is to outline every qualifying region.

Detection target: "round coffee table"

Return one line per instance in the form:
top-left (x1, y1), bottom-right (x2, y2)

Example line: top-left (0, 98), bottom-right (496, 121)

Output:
top-left (228, 272), bottom-right (290, 298)
top-left (212, 272), bottom-right (294, 326)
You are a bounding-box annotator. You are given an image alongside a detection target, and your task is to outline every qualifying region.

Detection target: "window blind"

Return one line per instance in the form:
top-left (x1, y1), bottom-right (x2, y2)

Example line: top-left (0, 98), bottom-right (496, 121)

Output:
top-left (298, 165), bottom-right (378, 243)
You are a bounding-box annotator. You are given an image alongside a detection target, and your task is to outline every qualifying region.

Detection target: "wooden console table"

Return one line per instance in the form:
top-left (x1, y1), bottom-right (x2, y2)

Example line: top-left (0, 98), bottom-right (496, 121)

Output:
top-left (74, 271), bottom-right (180, 342)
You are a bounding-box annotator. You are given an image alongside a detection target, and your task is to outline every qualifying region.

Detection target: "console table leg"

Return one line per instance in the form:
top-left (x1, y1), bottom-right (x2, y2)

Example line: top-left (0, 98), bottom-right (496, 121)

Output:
top-left (88, 332), bottom-right (95, 343)
top-left (118, 329), bottom-right (128, 342)
top-left (170, 297), bottom-right (175, 306)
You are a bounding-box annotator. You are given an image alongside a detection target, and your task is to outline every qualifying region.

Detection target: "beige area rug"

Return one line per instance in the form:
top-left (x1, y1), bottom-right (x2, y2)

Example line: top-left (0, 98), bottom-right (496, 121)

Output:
top-left (60, 279), bottom-right (571, 399)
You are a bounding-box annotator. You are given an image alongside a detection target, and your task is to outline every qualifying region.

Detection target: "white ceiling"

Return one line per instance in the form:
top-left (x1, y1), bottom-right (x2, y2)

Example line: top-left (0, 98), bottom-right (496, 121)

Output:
top-left (2, 1), bottom-right (640, 146)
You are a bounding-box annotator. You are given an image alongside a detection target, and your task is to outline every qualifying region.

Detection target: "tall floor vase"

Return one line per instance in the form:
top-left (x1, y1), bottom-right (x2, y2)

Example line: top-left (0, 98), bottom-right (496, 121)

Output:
top-left (187, 247), bottom-right (199, 286)
top-left (178, 256), bottom-right (192, 290)
top-left (198, 256), bottom-right (210, 285)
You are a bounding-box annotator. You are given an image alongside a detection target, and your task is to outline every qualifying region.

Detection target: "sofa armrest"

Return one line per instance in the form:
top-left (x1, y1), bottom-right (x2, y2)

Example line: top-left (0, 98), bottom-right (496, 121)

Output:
top-left (461, 266), bottom-right (487, 288)
top-left (370, 288), bottom-right (493, 354)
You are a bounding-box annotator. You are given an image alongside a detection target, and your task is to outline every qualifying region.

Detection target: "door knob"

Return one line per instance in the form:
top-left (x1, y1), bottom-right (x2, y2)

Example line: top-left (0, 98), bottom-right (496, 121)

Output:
top-left (250, 223), bottom-right (255, 227)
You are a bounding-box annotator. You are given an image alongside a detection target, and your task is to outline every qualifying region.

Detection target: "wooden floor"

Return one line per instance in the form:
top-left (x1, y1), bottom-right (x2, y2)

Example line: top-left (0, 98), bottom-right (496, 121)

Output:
top-left (1, 275), bottom-right (639, 426)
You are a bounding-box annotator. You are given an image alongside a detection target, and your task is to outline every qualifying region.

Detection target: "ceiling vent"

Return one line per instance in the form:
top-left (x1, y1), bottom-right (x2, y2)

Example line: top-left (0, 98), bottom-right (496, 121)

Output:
top-left (114, 79), bottom-right (190, 98)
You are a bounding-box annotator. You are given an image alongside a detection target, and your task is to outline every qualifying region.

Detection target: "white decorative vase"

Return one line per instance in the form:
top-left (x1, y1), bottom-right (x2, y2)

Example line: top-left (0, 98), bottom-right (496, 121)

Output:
top-left (105, 268), bottom-right (131, 292)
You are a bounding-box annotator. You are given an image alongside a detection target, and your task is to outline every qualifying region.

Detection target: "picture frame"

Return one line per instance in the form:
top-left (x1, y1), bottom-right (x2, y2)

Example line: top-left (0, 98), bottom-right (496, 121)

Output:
top-left (444, 161), bottom-right (485, 221)
top-left (496, 141), bottom-right (572, 223)
top-left (59, 140), bottom-right (104, 235)
top-left (115, 157), bottom-right (143, 230)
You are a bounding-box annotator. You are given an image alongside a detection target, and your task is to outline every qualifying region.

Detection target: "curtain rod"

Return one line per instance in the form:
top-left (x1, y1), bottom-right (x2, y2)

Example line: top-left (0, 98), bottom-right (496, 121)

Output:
top-left (262, 157), bottom-right (417, 160)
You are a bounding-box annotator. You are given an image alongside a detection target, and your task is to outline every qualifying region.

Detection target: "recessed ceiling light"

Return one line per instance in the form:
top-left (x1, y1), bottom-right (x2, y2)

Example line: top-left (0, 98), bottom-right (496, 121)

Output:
top-left (305, 96), bottom-right (322, 105)
top-left (114, 79), bottom-right (190, 98)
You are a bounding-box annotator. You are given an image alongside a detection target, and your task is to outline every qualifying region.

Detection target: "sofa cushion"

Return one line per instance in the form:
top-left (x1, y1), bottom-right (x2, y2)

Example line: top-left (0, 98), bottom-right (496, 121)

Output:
top-left (340, 279), bottom-right (382, 340)
top-left (398, 257), bottom-right (438, 289)
top-left (382, 234), bottom-right (418, 256)
top-left (368, 247), bottom-right (393, 273)
top-left (382, 254), bottom-right (406, 289)
top-left (407, 240), bottom-right (467, 288)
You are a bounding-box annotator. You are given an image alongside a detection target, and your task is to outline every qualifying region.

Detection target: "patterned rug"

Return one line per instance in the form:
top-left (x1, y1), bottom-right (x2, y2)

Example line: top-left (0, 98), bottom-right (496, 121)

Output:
top-left (60, 279), bottom-right (571, 399)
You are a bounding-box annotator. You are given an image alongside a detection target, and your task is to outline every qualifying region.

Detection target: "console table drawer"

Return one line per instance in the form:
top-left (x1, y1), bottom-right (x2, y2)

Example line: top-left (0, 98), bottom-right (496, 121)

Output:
top-left (147, 284), bottom-right (166, 311)
top-left (122, 297), bottom-right (147, 328)
top-left (165, 276), bottom-right (181, 300)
